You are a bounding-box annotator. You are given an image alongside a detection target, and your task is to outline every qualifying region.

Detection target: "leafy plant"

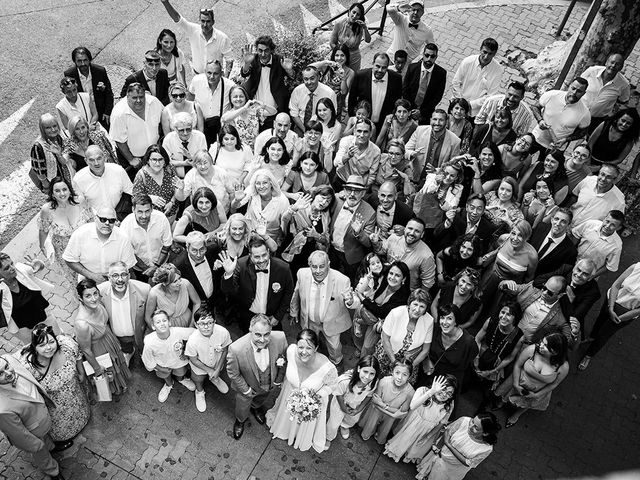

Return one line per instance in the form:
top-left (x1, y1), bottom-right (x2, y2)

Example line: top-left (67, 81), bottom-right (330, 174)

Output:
top-left (273, 24), bottom-right (330, 89)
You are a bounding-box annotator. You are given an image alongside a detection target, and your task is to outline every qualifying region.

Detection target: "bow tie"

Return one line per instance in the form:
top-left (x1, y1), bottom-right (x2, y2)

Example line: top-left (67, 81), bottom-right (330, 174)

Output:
top-left (193, 259), bottom-right (206, 267)
top-left (373, 78), bottom-right (384, 83)
top-left (255, 268), bottom-right (269, 274)
top-left (261, 63), bottom-right (272, 68)
top-left (344, 206), bottom-right (356, 213)
top-left (378, 209), bottom-right (391, 216)
top-left (408, 23), bottom-right (419, 29)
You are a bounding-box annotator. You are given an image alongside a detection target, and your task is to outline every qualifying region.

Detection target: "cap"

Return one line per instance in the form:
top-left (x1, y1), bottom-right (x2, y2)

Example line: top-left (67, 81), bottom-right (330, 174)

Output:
top-left (343, 175), bottom-right (367, 191)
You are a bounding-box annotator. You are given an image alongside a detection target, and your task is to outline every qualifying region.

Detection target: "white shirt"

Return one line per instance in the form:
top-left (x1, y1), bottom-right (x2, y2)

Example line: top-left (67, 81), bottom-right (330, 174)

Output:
top-left (72, 163), bottom-right (133, 211)
top-left (382, 306), bottom-right (434, 352)
top-left (162, 130), bottom-right (208, 170)
top-left (189, 75), bottom-right (235, 119)
top-left (572, 220), bottom-right (622, 273)
top-left (532, 90), bottom-right (591, 149)
top-left (185, 326), bottom-right (232, 374)
top-left (109, 94), bottom-right (164, 157)
top-left (289, 83), bottom-right (337, 125)
top-left (451, 55), bottom-right (504, 116)
top-left (331, 204), bottom-right (355, 252)
top-left (254, 129), bottom-right (299, 158)
top-left (110, 288), bottom-right (134, 337)
top-left (250, 263), bottom-right (270, 314)
top-left (256, 63), bottom-right (278, 110)
top-left (177, 17), bottom-right (232, 74)
top-left (520, 298), bottom-right (555, 340)
top-left (120, 210), bottom-right (173, 268)
top-left (581, 66), bottom-right (630, 117)
top-left (385, 4), bottom-right (435, 63)
top-left (78, 68), bottom-right (93, 95)
top-left (189, 255), bottom-right (213, 298)
top-left (62, 224), bottom-right (137, 277)
top-left (308, 279), bottom-right (329, 324)
top-left (371, 73), bottom-right (388, 122)
top-left (252, 342), bottom-right (269, 372)
top-left (571, 175), bottom-right (626, 227)
top-left (142, 327), bottom-right (195, 370)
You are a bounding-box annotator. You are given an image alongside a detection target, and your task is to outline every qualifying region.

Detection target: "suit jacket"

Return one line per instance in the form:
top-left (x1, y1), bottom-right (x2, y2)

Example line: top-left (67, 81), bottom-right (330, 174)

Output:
top-left (348, 69), bottom-right (403, 120)
top-left (241, 53), bottom-right (291, 113)
top-left (402, 62), bottom-right (447, 124)
top-left (433, 210), bottom-right (496, 254)
top-left (173, 245), bottom-right (221, 306)
top-left (405, 127), bottom-right (461, 182)
top-left (365, 195), bottom-right (415, 228)
top-left (221, 256), bottom-right (294, 322)
top-left (529, 224), bottom-right (578, 277)
top-left (518, 285), bottom-right (574, 346)
top-left (64, 63), bottom-right (114, 118)
top-left (0, 355), bottom-right (53, 452)
top-left (98, 279), bottom-right (150, 349)
top-left (290, 268), bottom-right (352, 336)
top-left (226, 330), bottom-right (288, 394)
top-left (330, 199), bottom-right (376, 265)
top-left (120, 69), bottom-right (170, 106)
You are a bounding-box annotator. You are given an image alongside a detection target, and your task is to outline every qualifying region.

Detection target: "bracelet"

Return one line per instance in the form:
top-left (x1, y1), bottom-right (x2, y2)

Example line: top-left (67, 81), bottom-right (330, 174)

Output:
top-left (474, 176), bottom-right (481, 180)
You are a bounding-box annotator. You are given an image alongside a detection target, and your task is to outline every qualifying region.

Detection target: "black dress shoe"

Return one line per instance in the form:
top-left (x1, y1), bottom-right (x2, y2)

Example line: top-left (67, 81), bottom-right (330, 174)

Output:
top-left (52, 439), bottom-right (73, 452)
top-left (233, 419), bottom-right (245, 440)
top-left (251, 408), bottom-right (266, 425)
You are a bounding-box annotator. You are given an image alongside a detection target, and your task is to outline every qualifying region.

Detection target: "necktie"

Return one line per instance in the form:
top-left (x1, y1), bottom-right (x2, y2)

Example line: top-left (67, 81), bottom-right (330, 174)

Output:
top-left (538, 237), bottom-right (554, 259)
top-left (303, 92), bottom-right (314, 127)
top-left (415, 69), bottom-right (430, 106)
top-left (313, 282), bottom-right (323, 323)
top-left (181, 141), bottom-right (189, 150)
top-left (408, 23), bottom-right (419, 29)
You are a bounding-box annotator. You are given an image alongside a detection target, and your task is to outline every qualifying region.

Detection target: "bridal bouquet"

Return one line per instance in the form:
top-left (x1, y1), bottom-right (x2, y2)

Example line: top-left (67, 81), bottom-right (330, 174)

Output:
top-left (286, 388), bottom-right (322, 423)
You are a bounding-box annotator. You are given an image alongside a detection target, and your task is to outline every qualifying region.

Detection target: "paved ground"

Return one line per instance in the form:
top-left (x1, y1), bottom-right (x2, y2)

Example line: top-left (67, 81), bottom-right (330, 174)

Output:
top-left (1, 0), bottom-right (640, 479)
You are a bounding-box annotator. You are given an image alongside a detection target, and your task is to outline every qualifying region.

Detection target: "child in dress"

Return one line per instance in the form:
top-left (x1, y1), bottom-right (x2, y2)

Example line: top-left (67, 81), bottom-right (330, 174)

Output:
top-left (359, 359), bottom-right (415, 444)
top-left (342, 100), bottom-right (377, 139)
top-left (521, 178), bottom-right (557, 228)
top-left (184, 307), bottom-right (232, 413)
top-left (384, 374), bottom-right (457, 463)
top-left (325, 355), bottom-right (381, 448)
top-left (142, 309), bottom-right (196, 403)
top-left (353, 253), bottom-right (384, 338)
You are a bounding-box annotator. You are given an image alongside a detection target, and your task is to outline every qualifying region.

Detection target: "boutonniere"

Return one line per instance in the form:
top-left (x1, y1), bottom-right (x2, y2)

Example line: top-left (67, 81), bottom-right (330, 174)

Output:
top-left (330, 296), bottom-right (335, 301)
top-left (173, 341), bottom-right (183, 352)
top-left (272, 282), bottom-right (281, 293)
top-left (96, 81), bottom-right (106, 91)
top-left (276, 354), bottom-right (286, 368)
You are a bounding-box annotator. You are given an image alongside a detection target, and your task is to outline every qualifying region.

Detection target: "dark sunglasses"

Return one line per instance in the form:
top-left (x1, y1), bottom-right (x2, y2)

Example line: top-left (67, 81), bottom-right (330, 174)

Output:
top-left (32, 323), bottom-right (54, 341)
top-left (172, 93), bottom-right (186, 98)
top-left (98, 216), bottom-right (117, 224)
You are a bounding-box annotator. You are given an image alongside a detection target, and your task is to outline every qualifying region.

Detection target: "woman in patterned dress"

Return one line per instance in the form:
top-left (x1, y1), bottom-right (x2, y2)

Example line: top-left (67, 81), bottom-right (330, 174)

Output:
top-left (18, 323), bottom-right (90, 451)
top-left (311, 45), bottom-right (355, 123)
top-left (63, 115), bottom-right (116, 171)
top-left (221, 85), bottom-right (276, 150)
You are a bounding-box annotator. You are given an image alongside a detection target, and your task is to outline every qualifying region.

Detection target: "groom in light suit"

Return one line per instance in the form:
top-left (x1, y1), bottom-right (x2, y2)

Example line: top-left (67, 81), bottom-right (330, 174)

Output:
top-left (0, 355), bottom-right (63, 479)
top-left (226, 314), bottom-right (288, 440)
top-left (289, 250), bottom-right (352, 366)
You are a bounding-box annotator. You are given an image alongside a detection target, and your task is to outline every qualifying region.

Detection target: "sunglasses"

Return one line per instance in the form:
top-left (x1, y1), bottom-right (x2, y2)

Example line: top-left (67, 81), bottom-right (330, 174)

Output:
top-left (98, 216), bottom-right (117, 224)
top-left (172, 93), bottom-right (186, 98)
top-left (33, 324), bottom-right (54, 336)
top-left (145, 58), bottom-right (161, 64)
top-left (461, 267), bottom-right (481, 280)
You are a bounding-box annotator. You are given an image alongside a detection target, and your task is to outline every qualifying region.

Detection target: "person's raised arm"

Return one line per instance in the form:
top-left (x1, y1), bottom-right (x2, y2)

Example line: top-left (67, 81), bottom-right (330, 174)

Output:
top-left (160, 0), bottom-right (181, 23)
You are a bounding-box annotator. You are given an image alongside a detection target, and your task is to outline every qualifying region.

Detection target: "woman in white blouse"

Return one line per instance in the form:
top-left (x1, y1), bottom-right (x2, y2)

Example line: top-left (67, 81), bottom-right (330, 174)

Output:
top-left (179, 150), bottom-right (234, 214)
top-left (208, 124), bottom-right (253, 186)
top-left (231, 168), bottom-right (290, 247)
top-left (313, 97), bottom-right (342, 170)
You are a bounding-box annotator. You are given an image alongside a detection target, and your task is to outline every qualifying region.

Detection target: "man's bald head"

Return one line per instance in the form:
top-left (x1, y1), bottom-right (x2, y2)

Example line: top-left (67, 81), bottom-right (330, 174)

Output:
top-left (378, 181), bottom-right (398, 210)
top-left (274, 113), bottom-right (291, 139)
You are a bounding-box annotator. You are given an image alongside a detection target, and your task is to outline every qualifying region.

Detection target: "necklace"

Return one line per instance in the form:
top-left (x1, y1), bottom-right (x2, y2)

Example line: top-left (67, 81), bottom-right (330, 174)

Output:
top-left (309, 210), bottom-right (321, 228)
top-left (488, 323), bottom-right (513, 353)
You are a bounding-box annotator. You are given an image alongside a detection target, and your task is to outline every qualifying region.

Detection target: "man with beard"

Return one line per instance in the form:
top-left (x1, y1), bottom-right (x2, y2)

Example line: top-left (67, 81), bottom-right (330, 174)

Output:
top-left (405, 109), bottom-right (461, 185)
top-left (381, 0), bottom-right (434, 64)
top-left (475, 81), bottom-right (535, 135)
top-left (531, 77), bottom-right (591, 152)
top-left (371, 217), bottom-right (436, 291)
top-left (334, 119), bottom-right (381, 190)
top-left (568, 164), bottom-right (625, 228)
top-left (220, 237), bottom-right (294, 333)
top-left (529, 208), bottom-right (578, 277)
top-left (120, 50), bottom-right (170, 106)
top-left (403, 43), bottom-right (446, 125)
top-left (98, 261), bottom-right (150, 366)
top-left (253, 113), bottom-right (299, 157)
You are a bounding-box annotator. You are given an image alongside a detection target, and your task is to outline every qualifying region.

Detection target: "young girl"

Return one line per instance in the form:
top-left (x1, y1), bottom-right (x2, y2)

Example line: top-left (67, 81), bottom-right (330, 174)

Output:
top-left (521, 178), bottom-right (557, 228)
top-left (247, 136), bottom-right (292, 187)
top-left (359, 360), bottom-right (415, 444)
top-left (384, 374), bottom-right (457, 463)
top-left (353, 253), bottom-right (384, 337)
top-left (343, 100), bottom-right (377, 139)
top-left (325, 355), bottom-right (381, 447)
top-left (314, 97), bottom-right (342, 162)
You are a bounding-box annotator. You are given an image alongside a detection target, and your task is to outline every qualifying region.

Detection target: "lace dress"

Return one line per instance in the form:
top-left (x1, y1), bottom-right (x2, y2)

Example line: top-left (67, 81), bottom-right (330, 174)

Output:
top-left (37, 204), bottom-right (94, 285)
top-left (19, 335), bottom-right (90, 441)
top-left (266, 344), bottom-right (338, 453)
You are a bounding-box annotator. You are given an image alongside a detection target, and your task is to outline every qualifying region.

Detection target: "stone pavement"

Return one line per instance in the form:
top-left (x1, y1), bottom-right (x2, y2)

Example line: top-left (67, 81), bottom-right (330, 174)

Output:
top-left (2, 1), bottom-right (640, 479)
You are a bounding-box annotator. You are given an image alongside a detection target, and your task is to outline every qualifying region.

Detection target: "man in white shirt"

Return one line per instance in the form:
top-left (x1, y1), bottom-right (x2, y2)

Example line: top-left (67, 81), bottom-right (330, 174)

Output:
top-left (334, 119), bottom-right (381, 188)
top-left (189, 60), bottom-right (236, 145)
top-left (109, 84), bottom-right (164, 177)
top-left (288, 66), bottom-right (337, 134)
top-left (160, 0), bottom-right (232, 74)
top-left (451, 38), bottom-right (503, 117)
top-left (569, 165), bottom-right (625, 227)
top-left (253, 112), bottom-right (299, 157)
top-left (162, 111), bottom-right (208, 179)
top-left (531, 77), bottom-right (591, 152)
top-left (572, 210), bottom-right (624, 278)
top-left (475, 81), bottom-right (535, 135)
top-left (72, 145), bottom-right (133, 216)
top-left (290, 251), bottom-right (352, 365)
top-left (581, 53), bottom-right (630, 131)
top-left (98, 261), bottom-right (150, 366)
top-left (381, 0), bottom-right (434, 64)
top-left (120, 194), bottom-right (172, 283)
top-left (63, 206), bottom-right (137, 283)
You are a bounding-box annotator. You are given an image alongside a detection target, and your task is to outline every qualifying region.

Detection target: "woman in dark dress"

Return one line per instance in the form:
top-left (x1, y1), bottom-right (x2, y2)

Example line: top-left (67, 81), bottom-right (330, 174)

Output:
top-left (469, 107), bottom-right (517, 157)
top-left (459, 142), bottom-right (503, 205)
top-left (518, 149), bottom-right (568, 204)
top-left (588, 108), bottom-right (639, 171)
top-left (431, 267), bottom-right (482, 332)
top-left (435, 234), bottom-right (482, 287)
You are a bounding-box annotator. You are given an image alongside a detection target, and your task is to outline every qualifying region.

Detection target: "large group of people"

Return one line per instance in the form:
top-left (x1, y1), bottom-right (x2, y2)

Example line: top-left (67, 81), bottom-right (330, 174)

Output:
top-left (2, 1), bottom-right (639, 479)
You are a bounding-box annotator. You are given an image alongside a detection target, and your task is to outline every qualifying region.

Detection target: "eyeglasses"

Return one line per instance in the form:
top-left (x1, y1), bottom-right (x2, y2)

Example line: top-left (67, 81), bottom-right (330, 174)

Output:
top-left (172, 93), bottom-right (186, 99)
top-left (98, 216), bottom-right (117, 224)
top-left (197, 321), bottom-right (215, 327)
top-left (148, 157), bottom-right (165, 164)
top-left (145, 58), bottom-right (161, 65)
top-left (109, 273), bottom-right (130, 280)
top-left (176, 127), bottom-right (192, 133)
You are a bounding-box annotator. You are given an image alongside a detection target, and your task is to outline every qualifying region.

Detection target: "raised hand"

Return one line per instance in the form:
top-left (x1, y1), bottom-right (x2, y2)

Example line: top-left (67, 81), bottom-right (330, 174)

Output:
top-left (369, 226), bottom-right (381, 245)
top-left (430, 375), bottom-right (447, 393)
top-left (351, 212), bottom-right (364, 234)
top-left (445, 208), bottom-right (457, 221)
top-left (522, 191), bottom-right (535, 204)
top-left (233, 183), bottom-right (246, 202)
top-left (281, 57), bottom-right (294, 72)
top-left (242, 44), bottom-right (255, 65)
top-left (173, 178), bottom-right (184, 191)
top-left (218, 251), bottom-right (237, 275)
top-left (292, 193), bottom-right (312, 212)
top-left (23, 254), bottom-right (44, 273)
top-left (255, 216), bottom-right (268, 236)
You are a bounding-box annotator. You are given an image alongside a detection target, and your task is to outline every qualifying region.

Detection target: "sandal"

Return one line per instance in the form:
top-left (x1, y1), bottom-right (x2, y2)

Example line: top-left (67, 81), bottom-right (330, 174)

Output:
top-left (578, 356), bottom-right (591, 371)
top-left (505, 417), bottom-right (519, 428)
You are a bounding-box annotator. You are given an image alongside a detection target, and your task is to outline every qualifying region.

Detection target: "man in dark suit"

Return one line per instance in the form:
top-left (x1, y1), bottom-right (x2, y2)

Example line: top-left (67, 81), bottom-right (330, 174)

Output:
top-left (220, 237), bottom-right (294, 333)
top-left (403, 43), bottom-right (447, 125)
top-left (120, 50), bottom-right (171, 106)
top-left (348, 53), bottom-right (403, 132)
top-left (0, 355), bottom-right (64, 479)
top-left (433, 193), bottom-right (496, 254)
top-left (64, 46), bottom-right (114, 128)
top-left (365, 181), bottom-right (414, 238)
top-left (529, 208), bottom-right (577, 277)
top-left (240, 35), bottom-right (295, 131)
